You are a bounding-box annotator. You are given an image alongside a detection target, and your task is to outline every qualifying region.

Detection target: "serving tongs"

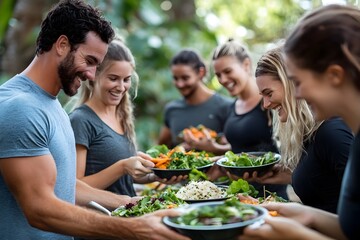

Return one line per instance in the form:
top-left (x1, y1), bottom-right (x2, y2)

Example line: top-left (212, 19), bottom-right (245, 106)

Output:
top-left (88, 201), bottom-right (112, 216)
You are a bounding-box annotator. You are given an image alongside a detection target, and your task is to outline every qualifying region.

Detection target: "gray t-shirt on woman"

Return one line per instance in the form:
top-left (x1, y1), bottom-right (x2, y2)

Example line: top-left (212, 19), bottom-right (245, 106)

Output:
top-left (70, 105), bottom-right (136, 196)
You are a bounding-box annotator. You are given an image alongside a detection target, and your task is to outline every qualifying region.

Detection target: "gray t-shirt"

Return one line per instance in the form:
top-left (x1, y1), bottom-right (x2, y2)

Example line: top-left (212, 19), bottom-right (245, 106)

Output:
top-left (164, 93), bottom-right (232, 147)
top-left (0, 75), bottom-right (76, 240)
top-left (69, 105), bottom-right (136, 196)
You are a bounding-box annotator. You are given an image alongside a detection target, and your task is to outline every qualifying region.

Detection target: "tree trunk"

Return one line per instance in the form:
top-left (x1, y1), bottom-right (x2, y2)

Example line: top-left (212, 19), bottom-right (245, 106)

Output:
top-left (1, 0), bottom-right (56, 75)
top-left (169, 0), bottom-right (196, 21)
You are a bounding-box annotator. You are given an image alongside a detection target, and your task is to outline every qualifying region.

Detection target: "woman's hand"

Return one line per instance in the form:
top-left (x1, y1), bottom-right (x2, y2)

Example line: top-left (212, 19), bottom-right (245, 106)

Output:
top-left (240, 164), bottom-right (292, 185)
top-left (183, 128), bottom-right (213, 151)
top-left (206, 164), bottom-right (227, 181)
top-left (137, 151), bottom-right (152, 160)
top-left (240, 203), bottom-right (326, 240)
top-left (183, 129), bottom-right (231, 154)
top-left (240, 216), bottom-right (333, 240)
top-left (260, 202), bottom-right (315, 226)
top-left (122, 156), bottom-right (154, 179)
top-left (237, 193), bottom-right (258, 203)
top-left (146, 173), bottom-right (187, 184)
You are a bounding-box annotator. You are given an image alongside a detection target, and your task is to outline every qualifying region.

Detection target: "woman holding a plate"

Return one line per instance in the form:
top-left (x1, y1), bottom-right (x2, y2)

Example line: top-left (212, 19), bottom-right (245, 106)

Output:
top-left (249, 46), bottom-right (353, 213)
top-left (189, 40), bottom-right (289, 200)
top-left (69, 40), bottom-right (182, 198)
top-left (242, 4), bottom-right (360, 240)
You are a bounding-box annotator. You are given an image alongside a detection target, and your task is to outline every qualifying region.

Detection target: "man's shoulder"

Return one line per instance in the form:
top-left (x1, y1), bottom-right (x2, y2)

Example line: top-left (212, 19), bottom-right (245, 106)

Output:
top-left (0, 84), bottom-right (52, 129)
top-left (0, 92), bottom-right (38, 114)
top-left (0, 75), bottom-right (40, 105)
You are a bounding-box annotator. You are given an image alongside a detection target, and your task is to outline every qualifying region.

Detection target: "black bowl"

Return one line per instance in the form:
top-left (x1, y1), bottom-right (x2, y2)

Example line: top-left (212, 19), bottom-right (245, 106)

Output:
top-left (216, 152), bottom-right (281, 177)
top-left (163, 201), bottom-right (267, 240)
top-left (212, 177), bottom-right (230, 186)
top-left (151, 163), bottom-right (213, 179)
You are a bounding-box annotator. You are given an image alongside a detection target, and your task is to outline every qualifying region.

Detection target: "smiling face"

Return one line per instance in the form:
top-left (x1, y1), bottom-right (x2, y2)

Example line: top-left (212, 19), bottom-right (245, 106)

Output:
top-left (256, 75), bottom-right (288, 122)
top-left (59, 32), bottom-right (108, 96)
top-left (286, 57), bottom-right (340, 121)
top-left (92, 60), bottom-right (132, 107)
top-left (213, 56), bottom-right (250, 97)
top-left (171, 64), bottom-right (202, 99)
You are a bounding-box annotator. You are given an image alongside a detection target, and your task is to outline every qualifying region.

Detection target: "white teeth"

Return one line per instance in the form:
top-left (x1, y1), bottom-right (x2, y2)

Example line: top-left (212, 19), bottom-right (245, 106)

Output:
top-left (110, 91), bottom-right (120, 97)
top-left (227, 82), bottom-right (235, 89)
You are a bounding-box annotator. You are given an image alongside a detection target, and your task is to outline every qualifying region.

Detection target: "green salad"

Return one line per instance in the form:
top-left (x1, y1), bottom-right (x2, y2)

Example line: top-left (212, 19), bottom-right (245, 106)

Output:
top-left (173, 198), bottom-right (260, 226)
top-left (112, 190), bottom-right (185, 217)
top-left (167, 151), bottom-right (212, 169)
top-left (223, 151), bottom-right (278, 167)
top-left (227, 179), bottom-right (259, 198)
top-left (146, 144), bottom-right (213, 170)
top-left (145, 144), bottom-right (169, 158)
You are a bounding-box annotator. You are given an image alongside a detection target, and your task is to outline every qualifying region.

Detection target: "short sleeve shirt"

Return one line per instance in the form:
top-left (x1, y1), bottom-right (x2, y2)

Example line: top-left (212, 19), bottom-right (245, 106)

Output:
top-left (0, 75), bottom-right (76, 240)
top-left (164, 93), bottom-right (232, 147)
top-left (70, 105), bottom-right (136, 196)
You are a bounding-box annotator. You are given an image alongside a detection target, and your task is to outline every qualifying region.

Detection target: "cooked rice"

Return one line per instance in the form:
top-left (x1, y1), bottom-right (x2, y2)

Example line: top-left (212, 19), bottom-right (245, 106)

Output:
top-left (175, 181), bottom-right (227, 200)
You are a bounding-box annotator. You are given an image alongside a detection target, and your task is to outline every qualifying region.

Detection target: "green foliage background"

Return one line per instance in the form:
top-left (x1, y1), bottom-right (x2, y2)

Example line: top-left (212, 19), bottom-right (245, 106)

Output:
top-left (1, 0), bottom-right (358, 151)
top-left (88, 0), bottom-right (305, 151)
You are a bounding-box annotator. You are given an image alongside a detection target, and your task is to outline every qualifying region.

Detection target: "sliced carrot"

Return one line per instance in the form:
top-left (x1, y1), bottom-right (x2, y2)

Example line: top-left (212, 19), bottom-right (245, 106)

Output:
top-left (155, 159), bottom-right (169, 167)
top-left (209, 130), bottom-right (217, 138)
top-left (269, 211), bottom-right (279, 216)
top-left (150, 158), bottom-right (167, 163)
top-left (167, 149), bottom-right (175, 157)
top-left (157, 164), bottom-right (167, 169)
top-left (240, 199), bottom-right (259, 204)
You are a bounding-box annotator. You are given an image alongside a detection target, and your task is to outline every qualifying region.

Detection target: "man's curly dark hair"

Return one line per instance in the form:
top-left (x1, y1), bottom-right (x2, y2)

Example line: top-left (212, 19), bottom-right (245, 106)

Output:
top-left (36, 0), bottom-right (114, 55)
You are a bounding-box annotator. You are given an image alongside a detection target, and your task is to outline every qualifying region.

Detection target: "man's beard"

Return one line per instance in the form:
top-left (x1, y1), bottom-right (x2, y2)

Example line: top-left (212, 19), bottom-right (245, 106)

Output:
top-left (58, 52), bottom-right (84, 96)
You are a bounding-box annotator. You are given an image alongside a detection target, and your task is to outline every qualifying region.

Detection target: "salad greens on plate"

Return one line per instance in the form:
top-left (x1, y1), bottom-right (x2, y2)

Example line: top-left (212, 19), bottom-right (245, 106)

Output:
top-left (173, 198), bottom-right (260, 226)
top-left (112, 190), bottom-right (185, 217)
top-left (223, 151), bottom-right (278, 167)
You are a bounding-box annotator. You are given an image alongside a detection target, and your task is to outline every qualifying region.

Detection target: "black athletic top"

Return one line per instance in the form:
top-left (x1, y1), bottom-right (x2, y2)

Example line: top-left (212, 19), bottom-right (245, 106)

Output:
top-left (224, 100), bottom-right (278, 153)
top-left (292, 118), bottom-right (353, 213)
top-left (224, 100), bottom-right (288, 199)
top-left (339, 129), bottom-right (360, 239)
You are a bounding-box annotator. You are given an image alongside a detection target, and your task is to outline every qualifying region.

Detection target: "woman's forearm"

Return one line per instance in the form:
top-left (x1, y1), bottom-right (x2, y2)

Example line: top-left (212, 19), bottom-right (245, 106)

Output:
top-left (78, 161), bottom-right (126, 190)
top-left (310, 209), bottom-right (347, 240)
top-left (75, 179), bottom-right (132, 209)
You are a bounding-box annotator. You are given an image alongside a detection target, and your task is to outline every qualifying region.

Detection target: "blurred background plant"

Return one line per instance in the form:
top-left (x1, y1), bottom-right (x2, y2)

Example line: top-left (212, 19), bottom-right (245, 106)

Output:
top-left (1, 0), bottom-right (359, 150)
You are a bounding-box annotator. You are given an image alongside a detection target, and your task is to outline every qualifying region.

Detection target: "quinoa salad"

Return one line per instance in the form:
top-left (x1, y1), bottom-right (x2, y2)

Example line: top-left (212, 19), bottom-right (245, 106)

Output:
top-left (175, 181), bottom-right (227, 200)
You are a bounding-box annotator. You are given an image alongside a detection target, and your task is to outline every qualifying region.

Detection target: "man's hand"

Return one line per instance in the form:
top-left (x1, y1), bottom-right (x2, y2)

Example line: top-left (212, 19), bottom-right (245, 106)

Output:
top-left (132, 209), bottom-right (190, 240)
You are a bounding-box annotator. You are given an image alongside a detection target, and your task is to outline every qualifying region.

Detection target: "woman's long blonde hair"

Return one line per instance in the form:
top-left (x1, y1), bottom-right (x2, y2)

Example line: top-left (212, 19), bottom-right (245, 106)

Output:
top-left (69, 39), bottom-right (139, 148)
top-left (255, 47), bottom-right (321, 170)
